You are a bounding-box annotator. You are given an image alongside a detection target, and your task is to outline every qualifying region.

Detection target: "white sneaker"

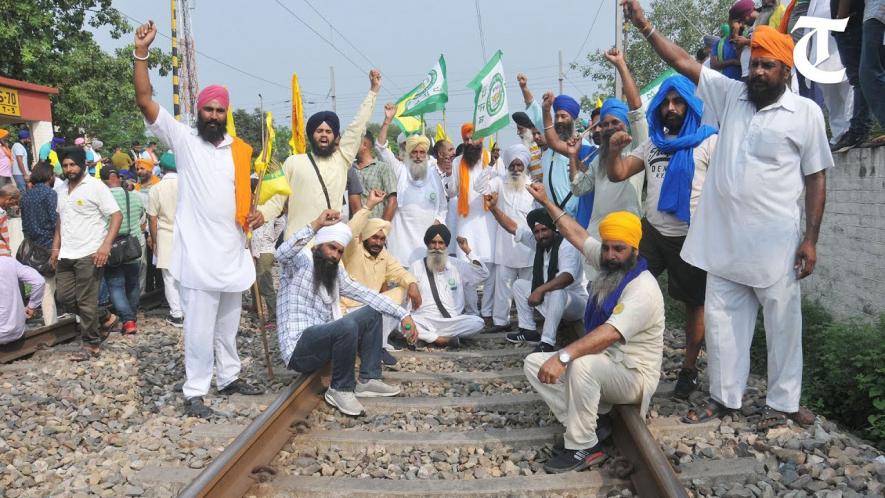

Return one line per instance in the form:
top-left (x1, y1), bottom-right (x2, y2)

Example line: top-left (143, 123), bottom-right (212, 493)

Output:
top-left (354, 379), bottom-right (401, 398)
top-left (324, 388), bottom-right (364, 416)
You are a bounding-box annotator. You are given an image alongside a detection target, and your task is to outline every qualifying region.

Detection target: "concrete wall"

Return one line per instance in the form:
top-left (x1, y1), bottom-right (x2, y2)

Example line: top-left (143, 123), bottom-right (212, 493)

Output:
top-left (802, 146), bottom-right (885, 320)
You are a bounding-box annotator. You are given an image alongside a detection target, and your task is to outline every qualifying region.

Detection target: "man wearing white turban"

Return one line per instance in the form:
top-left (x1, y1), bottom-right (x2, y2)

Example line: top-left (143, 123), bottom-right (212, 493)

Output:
top-left (475, 144), bottom-right (536, 332)
top-left (276, 209), bottom-right (419, 416)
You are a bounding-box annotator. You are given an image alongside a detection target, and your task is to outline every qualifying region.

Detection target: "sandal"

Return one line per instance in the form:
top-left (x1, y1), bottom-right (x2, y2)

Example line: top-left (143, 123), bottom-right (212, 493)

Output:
top-left (790, 406), bottom-right (815, 427)
top-left (71, 346), bottom-right (100, 362)
top-left (757, 405), bottom-right (789, 431)
top-left (682, 399), bottom-right (735, 424)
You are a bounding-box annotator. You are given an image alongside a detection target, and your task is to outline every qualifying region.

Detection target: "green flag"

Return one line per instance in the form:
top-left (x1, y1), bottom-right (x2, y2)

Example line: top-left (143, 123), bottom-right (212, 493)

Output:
top-left (398, 55), bottom-right (448, 118)
top-left (467, 50), bottom-right (509, 139)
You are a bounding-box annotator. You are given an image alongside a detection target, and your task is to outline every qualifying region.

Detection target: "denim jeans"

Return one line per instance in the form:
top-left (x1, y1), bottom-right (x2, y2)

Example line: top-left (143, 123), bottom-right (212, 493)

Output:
top-left (12, 175), bottom-right (26, 192)
top-left (860, 19), bottom-right (885, 126)
top-left (287, 306), bottom-right (382, 391)
top-left (105, 261), bottom-right (141, 322)
top-left (834, 15), bottom-right (872, 135)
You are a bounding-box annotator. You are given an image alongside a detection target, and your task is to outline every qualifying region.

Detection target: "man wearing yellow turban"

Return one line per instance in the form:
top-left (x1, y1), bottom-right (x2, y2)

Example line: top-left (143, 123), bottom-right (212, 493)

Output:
top-left (522, 184), bottom-right (665, 474)
top-left (342, 190), bottom-right (422, 365)
top-left (624, 0), bottom-right (831, 429)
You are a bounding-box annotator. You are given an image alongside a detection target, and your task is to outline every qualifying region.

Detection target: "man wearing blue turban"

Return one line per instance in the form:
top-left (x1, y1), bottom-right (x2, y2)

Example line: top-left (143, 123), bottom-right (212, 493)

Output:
top-left (601, 74), bottom-right (719, 400)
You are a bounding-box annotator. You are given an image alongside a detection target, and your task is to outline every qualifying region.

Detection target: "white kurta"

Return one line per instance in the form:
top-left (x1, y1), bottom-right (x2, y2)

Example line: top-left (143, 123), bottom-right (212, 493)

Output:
top-left (147, 107), bottom-right (254, 292)
top-left (472, 169), bottom-right (534, 268)
top-left (381, 152), bottom-right (448, 266)
top-left (408, 255), bottom-right (488, 343)
top-left (448, 156), bottom-right (497, 263)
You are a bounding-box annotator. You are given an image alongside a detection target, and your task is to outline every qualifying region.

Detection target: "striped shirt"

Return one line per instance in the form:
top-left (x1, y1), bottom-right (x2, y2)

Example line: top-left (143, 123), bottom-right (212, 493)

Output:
top-left (109, 187), bottom-right (145, 244)
top-left (351, 161), bottom-right (397, 218)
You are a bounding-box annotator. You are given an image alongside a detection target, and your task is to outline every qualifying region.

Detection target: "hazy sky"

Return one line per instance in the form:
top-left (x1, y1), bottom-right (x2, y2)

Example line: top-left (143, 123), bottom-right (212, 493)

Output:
top-left (95, 0), bottom-right (624, 146)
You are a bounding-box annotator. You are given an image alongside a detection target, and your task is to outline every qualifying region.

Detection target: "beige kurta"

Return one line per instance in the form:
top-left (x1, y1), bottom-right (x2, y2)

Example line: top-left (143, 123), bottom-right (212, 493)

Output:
top-left (258, 90), bottom-right (378, 239)
top-left (146, 172), bottom-right (178, 269)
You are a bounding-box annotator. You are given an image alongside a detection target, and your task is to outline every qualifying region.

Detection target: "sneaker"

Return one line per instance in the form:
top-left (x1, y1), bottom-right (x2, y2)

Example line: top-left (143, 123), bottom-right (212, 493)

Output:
top-left (185, 397), bottom-right (212, 418)
top-left (506, 329), bottom-right (541, 344)
top-left (830, 131), bottom-right (867, 153)
top-left (354, 378), bottom-right (401, 398)
top-left (122, 320), bottom-right (137, 335)
top-left (165, 314), bottom-right (184, 328)
top-left (381, 349), bottom-right (398, 366)
top-left (325, 388), bottom-right (365, 416)
top-left (218, 379), bottom-right (265, 396)
top-left (533, 341), bottom-right (557, 353)
top-left (673, 367), bottom-right (699, 400)
top-left (543, 443), bottom-right (608, 474)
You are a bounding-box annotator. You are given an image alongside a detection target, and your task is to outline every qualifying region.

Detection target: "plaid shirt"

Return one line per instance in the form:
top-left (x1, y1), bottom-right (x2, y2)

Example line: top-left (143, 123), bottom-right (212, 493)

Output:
top-left (276, 224), bottom-right (409, 364)
top-left (352, 161), bottom-right (397, 218)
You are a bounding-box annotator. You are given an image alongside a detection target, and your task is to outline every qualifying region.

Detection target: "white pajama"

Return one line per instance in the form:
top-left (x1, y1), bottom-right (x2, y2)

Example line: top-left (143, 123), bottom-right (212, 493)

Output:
top-left (493, 266), bottom-right (532, 326)
top-left (512, 279), bottom-right (587, 346)
top-left (408, 255), bottom-right (489, 343)
top-left (180, 286), bottom-right (243, 398)
top-left (704, 271), bottom-right (803, 413)
top-left (524, 352), bottom-right (644, 449)
top-left (42, 275), bottom-right (57, 326)
top-left (162, 269), bottom-right (183, 319)
top-left (463, 263), bottom-right (496, 317)
top-left (411, 312), bottom-right (484, 343)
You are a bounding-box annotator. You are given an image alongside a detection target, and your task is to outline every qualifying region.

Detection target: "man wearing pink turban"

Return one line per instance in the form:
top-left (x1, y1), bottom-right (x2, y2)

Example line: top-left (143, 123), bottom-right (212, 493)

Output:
top-left (133, 20), bottom-right (264, 418)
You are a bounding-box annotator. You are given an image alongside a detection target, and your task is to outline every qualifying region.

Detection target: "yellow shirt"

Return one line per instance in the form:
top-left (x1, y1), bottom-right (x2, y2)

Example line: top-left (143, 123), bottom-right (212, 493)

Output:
top-left (340, 207), bottom-right (416, 310)
top-left (259, 90), bottom-right (377, 239)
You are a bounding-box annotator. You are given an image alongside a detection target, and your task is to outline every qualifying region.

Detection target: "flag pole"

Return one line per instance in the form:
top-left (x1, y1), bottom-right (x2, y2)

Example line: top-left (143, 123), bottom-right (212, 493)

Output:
top-left (251, 93), bottom-right (275, 381)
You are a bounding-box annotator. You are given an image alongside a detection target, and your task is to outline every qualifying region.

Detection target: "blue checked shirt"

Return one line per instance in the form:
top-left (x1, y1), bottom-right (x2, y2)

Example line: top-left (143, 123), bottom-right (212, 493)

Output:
top-left (276, 224), bottom-right (409, 365)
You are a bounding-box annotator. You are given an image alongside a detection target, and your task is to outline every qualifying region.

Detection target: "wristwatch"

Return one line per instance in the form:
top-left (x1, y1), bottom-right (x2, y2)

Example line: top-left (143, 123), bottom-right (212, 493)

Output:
top-left (558, 350), bottom-right (571, 365)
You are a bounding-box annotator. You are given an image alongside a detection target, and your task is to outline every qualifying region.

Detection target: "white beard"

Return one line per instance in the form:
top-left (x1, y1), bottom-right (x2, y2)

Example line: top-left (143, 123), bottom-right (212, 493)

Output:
top-left (427, 250), bottom-right (448, 272)
top-left (408, 158), bottom-right (428, 180)
top-left (520, 129), bottom-right (535, 149)
top-left (590, 267), bottom-right (628, 304)
top-left (504, 173), bottom-right (527, 192)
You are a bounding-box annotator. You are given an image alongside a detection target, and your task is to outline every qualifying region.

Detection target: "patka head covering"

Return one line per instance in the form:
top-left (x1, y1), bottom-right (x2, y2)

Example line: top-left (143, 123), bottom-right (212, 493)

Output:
top-left (502, 144), bottom-right (531, 172)
top-left (598, 211), bottom-right (642, 249)
top-left (315, 222), bottom-right (352, 247)
top-left (196, 85), bottom-right (230, 109)
top-left (526, 208), bottom-right (555, 231)
top-left (306, 111), bottom-right (341, 138)
top-left (405, 135), bottom-right (431, 155)
top-left (552, 95), bottom-right (580, 119)
top-left (360, 218), bottom-right (391, 240)
top-left (423, 224), bottom-right (451, 246)
top-left (751, 25), bottom-right (795, 69)
top-left (18, 130), bottom-right (30, 139)
top-left (159, 151), bottom-right (176, 171)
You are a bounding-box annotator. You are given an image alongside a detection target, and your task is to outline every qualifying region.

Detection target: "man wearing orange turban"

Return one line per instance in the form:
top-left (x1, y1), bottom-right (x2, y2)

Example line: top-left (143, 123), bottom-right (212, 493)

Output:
top-left (450, 122), bottom-right (497, 322)
top-left (624, 0), bottom-right (832, 429)
top-left (522, 184), bottom-right (665, 474)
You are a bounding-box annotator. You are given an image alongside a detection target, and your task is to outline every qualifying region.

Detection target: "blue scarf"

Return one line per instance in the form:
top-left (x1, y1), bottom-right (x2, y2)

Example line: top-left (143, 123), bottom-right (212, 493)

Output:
top-left (647, 75), bottom-right (717, 224)
top-left (583, 257), bottom-right (648, 335)
top-left (575, 144), bottom-right (599, 228)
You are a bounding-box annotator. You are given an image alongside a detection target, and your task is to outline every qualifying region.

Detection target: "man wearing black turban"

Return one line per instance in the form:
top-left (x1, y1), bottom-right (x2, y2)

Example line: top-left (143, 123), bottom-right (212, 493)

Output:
top-left (256, 69), bottom-right (383, 246)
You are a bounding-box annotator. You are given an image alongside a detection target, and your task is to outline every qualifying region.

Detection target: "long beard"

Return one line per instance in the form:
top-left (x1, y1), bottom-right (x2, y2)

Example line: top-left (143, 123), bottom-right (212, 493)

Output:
top-left (591, 252), bottom-right (637, 304)
top-left (504, 173), bottom-right (527, 192)
top-left (312, 250), bottom-right (339, 295)
top-left (462, 143), bottom-right (482, 166)
top-left (309, 137), bottom-right (336, 158)
top-left (427, 250), bottom-right (448, 273)
top-left (197, 116), bottom-right (226, 144)
top-left (520, 129), bottom-right (535, 149)
top-left (746, 77), bottom-right (786, 109)
top-left (662, 112), bottom-right (685, 134)
top-left (408, 158), bottom-right (428, 180)
top-left (555, 121), bottom-right (574, 141)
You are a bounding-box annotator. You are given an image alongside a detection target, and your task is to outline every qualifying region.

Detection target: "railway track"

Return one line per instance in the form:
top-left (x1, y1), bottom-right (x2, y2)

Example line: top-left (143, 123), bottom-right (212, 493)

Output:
top-left (0, 316), bottom-right (79, 364)
top-left (134, 334), bottom-right (758, 497)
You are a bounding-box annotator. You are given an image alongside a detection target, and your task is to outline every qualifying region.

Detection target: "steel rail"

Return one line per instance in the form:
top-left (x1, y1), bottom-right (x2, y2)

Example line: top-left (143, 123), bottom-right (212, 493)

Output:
top-left (0, 316), bottom-right (79, 363)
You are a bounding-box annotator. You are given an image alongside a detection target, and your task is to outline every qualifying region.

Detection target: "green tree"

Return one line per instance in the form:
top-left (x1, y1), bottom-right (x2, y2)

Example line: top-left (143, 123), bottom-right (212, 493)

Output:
top-left (1, 1), bottom-right (170, 143)
top-left (574, 0), bottom-right (732, 99)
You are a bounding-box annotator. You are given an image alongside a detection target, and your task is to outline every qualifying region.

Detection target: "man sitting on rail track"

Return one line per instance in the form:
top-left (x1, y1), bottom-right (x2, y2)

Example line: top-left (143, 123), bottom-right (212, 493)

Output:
top-left (276, 209), bottom-right (419, 417)
top-left (0, 254), bottom-right (45, 344)
top-left (523, 184), bottom-right (664, 474)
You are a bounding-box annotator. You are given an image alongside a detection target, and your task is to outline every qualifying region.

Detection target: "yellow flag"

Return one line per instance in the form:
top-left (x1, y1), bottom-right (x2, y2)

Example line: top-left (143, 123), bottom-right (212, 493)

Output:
top-left (226, 106), bottom-right (237, 138)
top-left (434, 123), bottom-right (448, 143)
top-left (393, 98), bottom-right (422, 134)
top-left (595, 97), bottom-right (603, 110)
top-left (254, 112), bottom-right (275, 176)
top-left (289, 73), bottom-right (307, 155)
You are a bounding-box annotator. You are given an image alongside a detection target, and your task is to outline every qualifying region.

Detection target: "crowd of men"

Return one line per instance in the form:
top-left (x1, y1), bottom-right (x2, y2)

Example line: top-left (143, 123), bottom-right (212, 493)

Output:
top-left (0, 0), bottom-right (851, 475)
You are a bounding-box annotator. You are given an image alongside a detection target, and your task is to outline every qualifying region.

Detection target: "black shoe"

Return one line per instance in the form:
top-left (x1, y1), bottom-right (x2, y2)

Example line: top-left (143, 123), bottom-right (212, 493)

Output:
top-left (596, 414), bottom-right (613, 443)
top-left (673, 367), bottom-right (699, 400)
top-left (831, 131), bottom-right (868, 153)
top-left (506, 329), bottom-right (541, 344)
top-left (533, 341), bottom-right (557, 353)
top-left (485, 323), bottom-right (512, 333)
top-left (165, 314), bottom-right (184, 328)
top-left (186, 397), bottom-right (212, 418)
top-left (444, 336), bottom-right (461, 349)
top-left (381, 349), bottom-right (398, 366)
top-left (543, 443), bottom-right (607, 473)
top-left (218, 379), bottom-right (265, 396)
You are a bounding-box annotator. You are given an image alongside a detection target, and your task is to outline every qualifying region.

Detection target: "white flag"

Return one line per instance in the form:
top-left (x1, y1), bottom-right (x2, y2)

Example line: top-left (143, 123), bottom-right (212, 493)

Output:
top-left (467, 50), bottom-right (509, 139)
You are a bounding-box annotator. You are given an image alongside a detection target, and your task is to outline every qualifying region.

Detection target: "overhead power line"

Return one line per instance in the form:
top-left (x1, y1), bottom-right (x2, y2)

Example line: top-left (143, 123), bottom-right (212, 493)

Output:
top-left (563, 0), bottom-right (607, 78)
